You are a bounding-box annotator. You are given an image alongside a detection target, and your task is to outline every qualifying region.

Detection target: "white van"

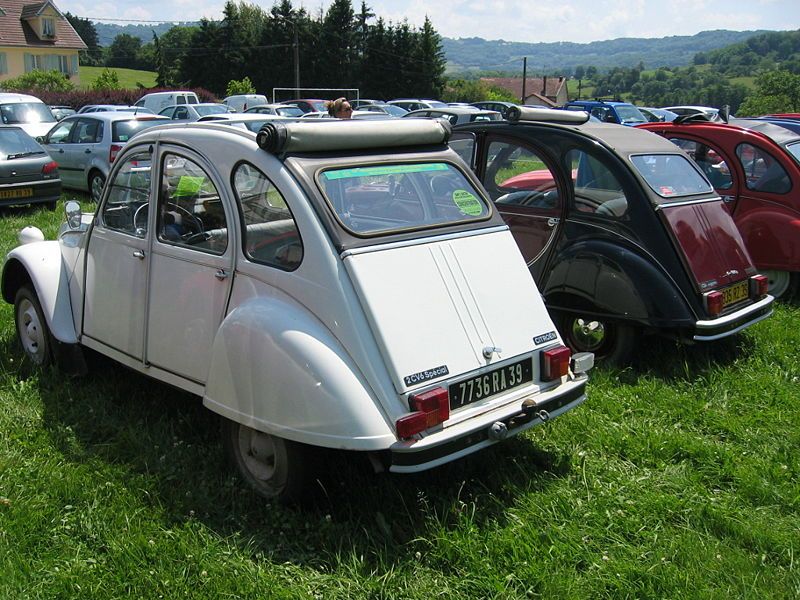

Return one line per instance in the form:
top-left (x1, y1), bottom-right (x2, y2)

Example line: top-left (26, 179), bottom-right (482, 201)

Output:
top-left (0, 92), bottom-right (57, 138)
top-left (222, 94), bottom-right (267, 112)
top-left (134, 91), bottom-right (199, 114)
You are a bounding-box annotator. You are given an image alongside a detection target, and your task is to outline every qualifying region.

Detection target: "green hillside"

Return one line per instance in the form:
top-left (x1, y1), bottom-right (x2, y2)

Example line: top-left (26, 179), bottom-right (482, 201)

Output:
top-left (79, 66), bottom-right (157, 90)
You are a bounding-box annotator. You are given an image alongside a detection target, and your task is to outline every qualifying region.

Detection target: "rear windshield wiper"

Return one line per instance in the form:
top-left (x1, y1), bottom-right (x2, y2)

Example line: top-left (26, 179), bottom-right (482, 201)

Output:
top-left (7, 151), bottom-right (45, 159)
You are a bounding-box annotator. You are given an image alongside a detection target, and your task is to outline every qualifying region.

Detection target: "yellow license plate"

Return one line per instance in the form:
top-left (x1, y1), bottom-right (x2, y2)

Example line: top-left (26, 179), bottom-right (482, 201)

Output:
top-left (0, 188), bottom-right (33, 199)
top-left (722, 280), bottom-right (749, 307)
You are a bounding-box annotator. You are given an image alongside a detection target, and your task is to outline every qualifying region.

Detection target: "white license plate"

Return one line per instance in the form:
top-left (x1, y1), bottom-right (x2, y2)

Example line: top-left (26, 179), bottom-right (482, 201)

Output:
top-left (449, 358), bottom-right (532, 409)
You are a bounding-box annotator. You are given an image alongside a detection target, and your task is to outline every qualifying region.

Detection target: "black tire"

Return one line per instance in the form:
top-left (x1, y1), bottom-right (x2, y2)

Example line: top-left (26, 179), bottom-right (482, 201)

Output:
top-left (89, 171), bottom-right (106, 203)
top-left (764, 270), bottom-right (799, 300)
top-left (45, 200), bottom-right (57, 212)
top-left (558, 312), bottom-right (639, 366)
top-left (222, 418), bottom-right (315, 504)
top-left (14, 285), bottom-right (52, 367)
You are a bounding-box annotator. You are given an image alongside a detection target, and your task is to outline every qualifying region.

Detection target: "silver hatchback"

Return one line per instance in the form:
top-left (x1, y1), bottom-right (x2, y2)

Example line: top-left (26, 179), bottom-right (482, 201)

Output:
top-left (41, 112), bottom-right (169, 202)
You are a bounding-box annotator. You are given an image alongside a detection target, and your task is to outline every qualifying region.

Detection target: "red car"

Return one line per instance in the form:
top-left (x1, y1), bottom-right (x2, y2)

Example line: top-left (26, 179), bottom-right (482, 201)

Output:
top-left (640, 119), bottom-right (800, 298)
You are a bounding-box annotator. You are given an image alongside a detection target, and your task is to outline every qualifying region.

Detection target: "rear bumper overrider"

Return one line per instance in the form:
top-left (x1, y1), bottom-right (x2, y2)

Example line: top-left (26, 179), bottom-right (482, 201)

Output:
top-left (389, 376), bottom-right (587, 473)
top-left (692, 295), bottom-right (774, 341)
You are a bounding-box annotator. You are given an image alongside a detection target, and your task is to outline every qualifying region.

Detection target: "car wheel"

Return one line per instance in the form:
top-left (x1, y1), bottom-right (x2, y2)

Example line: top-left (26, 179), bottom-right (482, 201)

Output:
top-left (89, 171), bottom-right (105, 203)
top-left (559, 312), bottom-right (638, 366)
top-left (222, 418), bottom-right (314, 503)
top-left (14, 285), bottom-right (52, 367)
top-left (764, 270), bottom-right (798, 300)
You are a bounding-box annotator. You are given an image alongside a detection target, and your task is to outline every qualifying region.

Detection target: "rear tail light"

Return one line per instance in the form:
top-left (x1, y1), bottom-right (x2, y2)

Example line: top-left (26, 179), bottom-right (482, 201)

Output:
top-left (704, 290), bottom-right (724, 316)
top-left (395, 386), bottom-right (449, 439)
top-left (109, 144), bottom-right (123, 164)
top-left (750, 274), bottom-right (768, 298)
top-left (541, 345), bottom-right (571, 381)
top-left (42, 160), bottom-right (58, 175)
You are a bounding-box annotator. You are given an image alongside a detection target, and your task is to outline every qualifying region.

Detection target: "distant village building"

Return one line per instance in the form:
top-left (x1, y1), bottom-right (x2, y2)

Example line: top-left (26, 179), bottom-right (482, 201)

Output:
top-left (0, 0), bottom-right (87, 84)
top-left (480, 76), bottom-right (569, 107)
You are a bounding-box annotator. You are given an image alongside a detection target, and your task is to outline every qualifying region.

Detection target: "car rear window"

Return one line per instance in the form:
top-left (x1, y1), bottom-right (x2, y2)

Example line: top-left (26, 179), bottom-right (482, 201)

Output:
top-left (0, 128), bottom-right (45, 159)
top-left (112, 119), bottom-right (166, 142)
top-left (784, 141), bottom-right (800, 164)
top-left (0, 102), bottom-right (55, 125)
top-left (318, 162), bottom-right (490, 236)
top-left (195, 105), bottom-right (227, 116)
top-left (630, 154), bottom-right (713, 199)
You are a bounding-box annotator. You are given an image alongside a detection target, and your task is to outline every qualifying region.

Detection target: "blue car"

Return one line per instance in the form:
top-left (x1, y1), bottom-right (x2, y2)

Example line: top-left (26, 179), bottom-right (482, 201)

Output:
top-left (562, 100), bottom-right (648, 126)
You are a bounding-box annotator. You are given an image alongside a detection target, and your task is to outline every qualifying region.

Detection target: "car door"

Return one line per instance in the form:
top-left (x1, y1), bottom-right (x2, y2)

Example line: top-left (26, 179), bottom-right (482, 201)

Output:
top-left (144, 146), bottom-right (235, 383)
top-left (42, 119), bottom-right (77, 187)
top-left (451, 131), bottom-right (566, 282)
top-left (68, 117), bottom-right (104, 190)
top-left (665, 134), bottom-right (739, 212)
top-left (83, 149), bottom-right (153, 359)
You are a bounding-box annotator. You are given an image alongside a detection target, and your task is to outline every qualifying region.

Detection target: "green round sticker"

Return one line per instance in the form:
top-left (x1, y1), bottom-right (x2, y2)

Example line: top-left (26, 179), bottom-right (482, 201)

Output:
top-left (452, 189), bottom-right (482, 216)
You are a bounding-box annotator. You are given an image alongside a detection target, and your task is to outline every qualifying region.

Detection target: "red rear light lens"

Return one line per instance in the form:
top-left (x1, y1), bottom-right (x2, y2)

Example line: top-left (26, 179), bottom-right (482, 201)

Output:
top-left (705, 290), bottom-right (724, 316)
top-left (42, 160), bottom-right (58, 175)
top-left (109, 144), bottom-right (122, 164)
top-left (396, 386), bottom-right (450, 439)
top-left (541, 345), bottom-right (571, 381)
top-left (750, 274), bottom-right (768, 297)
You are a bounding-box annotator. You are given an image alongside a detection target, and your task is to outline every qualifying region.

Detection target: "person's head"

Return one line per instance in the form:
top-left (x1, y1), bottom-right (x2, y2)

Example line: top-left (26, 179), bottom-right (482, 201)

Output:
top-left (328, 97), bottom-right (352, 119)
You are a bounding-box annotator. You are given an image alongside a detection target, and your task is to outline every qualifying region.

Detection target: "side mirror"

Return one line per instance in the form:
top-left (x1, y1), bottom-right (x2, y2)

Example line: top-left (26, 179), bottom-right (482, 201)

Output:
top-left (604, 113), bottom-right (617, 123)
top-left (65, 199), bottom-right (82, 230)
top-left (720, 105), bottom-right (730, 123)
top-left (35, 136), bottom-right (46, 144)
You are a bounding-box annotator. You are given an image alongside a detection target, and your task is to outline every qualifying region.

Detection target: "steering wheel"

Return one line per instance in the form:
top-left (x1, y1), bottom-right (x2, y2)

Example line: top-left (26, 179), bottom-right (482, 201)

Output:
top-left (133, 203), bottom-right (204, 237)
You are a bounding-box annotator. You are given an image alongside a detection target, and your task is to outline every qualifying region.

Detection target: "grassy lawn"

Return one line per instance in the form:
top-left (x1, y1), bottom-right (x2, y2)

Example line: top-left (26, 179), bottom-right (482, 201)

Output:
top-left (0, 198), bottom-right (798, 598)
top-left (79, 66), bottom-right (157, 90)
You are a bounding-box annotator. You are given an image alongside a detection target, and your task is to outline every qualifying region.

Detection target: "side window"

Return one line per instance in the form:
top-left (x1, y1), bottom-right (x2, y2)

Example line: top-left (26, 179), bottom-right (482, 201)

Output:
top-left (174, 107), bottom-right (188, 120)
top-left (449, 132), bottom-right (476, 168)
top-left (736, 143), bottom-right (790, 194)
top-left (75, 119), bottom-right (101, 143)
top-left (101, 151), bottom-right (152, 235)
top-left (486, 139), bottom-right (561, 211)
top-left (567, 149), bottom-right (629, 218)
top-left (158, 154), bottom-right (228, 254)
top-left (669, 138), bottom-right (733, 190)
top-left (47, 121), bottom-right (73, 144)
top-left (234, 162), bottom-right (303, 270)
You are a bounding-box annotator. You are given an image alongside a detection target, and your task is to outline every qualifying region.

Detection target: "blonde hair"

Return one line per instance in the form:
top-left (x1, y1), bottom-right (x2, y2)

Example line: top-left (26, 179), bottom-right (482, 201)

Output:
top-left (327, 97), bottom-right (349, 116)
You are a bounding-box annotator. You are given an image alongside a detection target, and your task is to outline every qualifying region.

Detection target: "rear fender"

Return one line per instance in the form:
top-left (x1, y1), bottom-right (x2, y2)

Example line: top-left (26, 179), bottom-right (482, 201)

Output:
top-left (203, 296), bottom-right (396, 451)
top-left (543, 239), bottom-right (695, 327)
top-left (2, 241), bottom-right (78, 344)
top-left (735, 202), bottom-right (800, 271)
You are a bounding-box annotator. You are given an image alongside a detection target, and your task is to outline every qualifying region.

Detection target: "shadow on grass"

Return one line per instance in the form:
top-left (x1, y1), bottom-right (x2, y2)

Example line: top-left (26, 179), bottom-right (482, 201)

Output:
top-left (603, 331), bottom-right (756, 385)
top-left (12, 338), bottom-right (570, 570)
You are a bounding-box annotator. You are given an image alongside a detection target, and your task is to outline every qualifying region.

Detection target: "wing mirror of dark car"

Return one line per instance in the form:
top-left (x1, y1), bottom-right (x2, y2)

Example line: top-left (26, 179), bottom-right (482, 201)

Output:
top-left (720, 105), bottom-right (730, 123)
top-left (35, 136), bottom-right (46, 144)
top-left (65, 199), bottom-right (82, 229)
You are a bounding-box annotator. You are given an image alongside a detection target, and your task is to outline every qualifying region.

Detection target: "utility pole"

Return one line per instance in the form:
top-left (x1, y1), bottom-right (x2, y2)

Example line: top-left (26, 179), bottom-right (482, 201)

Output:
top-left (521, 57), bottom-right (527, 104)
top-left (293, 25), bottom-right (299, 91)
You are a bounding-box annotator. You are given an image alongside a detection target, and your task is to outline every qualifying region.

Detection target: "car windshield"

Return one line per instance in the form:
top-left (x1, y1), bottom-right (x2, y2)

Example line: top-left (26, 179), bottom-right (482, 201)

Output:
top-left (786, 141), bottom-right (800, 164)
top-left (195, 105), bottom-right (227, 116)
top-left (471, 112), bottom-right (501, 122)
top-left (0, 128), bottom-right (45, 159)
top-left (630, 154), bottom-right (713, 200)
top-left (0, 102), bottom-right (56, 125)
top-left (276, 106), bottom-right (303, 117)
top-left (381, 104), bottom-right (408, 117)
top-left (318, 162), bottom-right (490, 235)
top-left (112, 119), bottom-right (166, 142)
top-left (616, 105), bottom-right (647, 124)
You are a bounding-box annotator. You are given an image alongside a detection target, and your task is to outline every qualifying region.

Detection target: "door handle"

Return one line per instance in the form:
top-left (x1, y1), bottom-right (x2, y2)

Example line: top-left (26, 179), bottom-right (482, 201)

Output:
top-left (547, 217), bottom-right (560, 227)
top-left (132, 250), bottom-right (145, 259)
top-left (57, 148), bottom-right (64, 153)
top-left (722, 195), bottom-right (735, 204)
top-left (84, 148), bottom-right (91, 154)
top-left (214, 269), bottom-right (228, 280)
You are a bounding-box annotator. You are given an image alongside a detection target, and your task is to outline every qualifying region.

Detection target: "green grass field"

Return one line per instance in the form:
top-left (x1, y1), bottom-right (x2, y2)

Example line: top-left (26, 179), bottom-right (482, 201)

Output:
top-left (0, 197), bottom-right (798, 598)
top-left (78, 66), bottom-right (157, 90)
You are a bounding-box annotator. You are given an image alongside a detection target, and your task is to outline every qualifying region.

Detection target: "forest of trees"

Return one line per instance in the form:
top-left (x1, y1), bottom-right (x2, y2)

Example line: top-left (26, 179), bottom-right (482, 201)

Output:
top-left (69, 0), bottom-right (447, 100)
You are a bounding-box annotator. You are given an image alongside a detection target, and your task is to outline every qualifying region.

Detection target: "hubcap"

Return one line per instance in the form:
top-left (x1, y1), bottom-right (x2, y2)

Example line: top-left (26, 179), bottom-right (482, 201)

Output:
top-left (239, 427), bottom-right (277, 482)
top-left (765, 270), bottom-right (790, 299)
top-left (17, 299), bottom-right (45, 364)
top-left (569, 317), bottom-right (607, 352)
top-left (91, 175), bottom-right (104, 202)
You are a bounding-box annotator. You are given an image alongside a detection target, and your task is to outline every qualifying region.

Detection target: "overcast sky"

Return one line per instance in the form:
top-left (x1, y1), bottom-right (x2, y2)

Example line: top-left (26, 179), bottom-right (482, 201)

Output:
top-left (62, 0), bottom-right (800, 44)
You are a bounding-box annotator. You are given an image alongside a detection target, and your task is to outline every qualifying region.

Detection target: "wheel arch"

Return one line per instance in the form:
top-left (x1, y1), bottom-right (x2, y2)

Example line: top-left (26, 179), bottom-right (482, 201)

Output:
top-left (203, 295), bottom-right (396, 451)
top-left (2, 242), bottom-right (79, 344)
top-left (542, 238), bottom-right (696, 327)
